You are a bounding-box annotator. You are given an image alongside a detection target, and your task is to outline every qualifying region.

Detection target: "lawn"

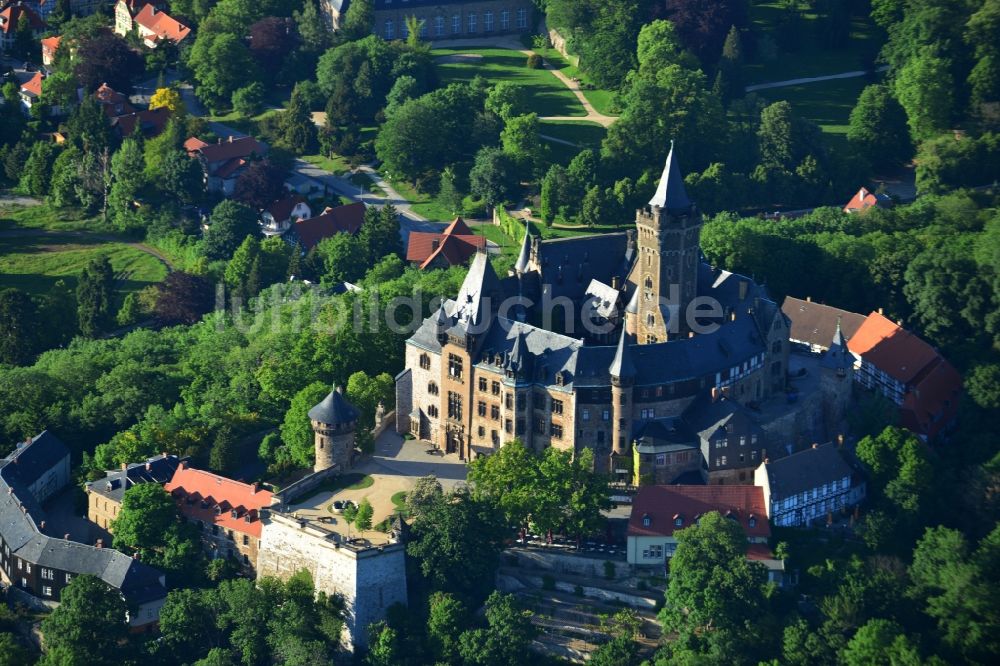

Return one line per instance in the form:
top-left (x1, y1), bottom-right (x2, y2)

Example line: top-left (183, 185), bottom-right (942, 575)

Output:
top-left (530, 46), bottom-right (620, 116)
top-left (0, 202), bottom-right (108, 233)
top-left (539, 120), bottom-right (606, 150)
top-left (744, 1), bottom-right (883, 85)
top-left (756, 75), bottom-right (875, 151)
top-left (433, 47), bottom-right (587, 117)
top-left (302, 153), bottom-right (353, 177)
top-left (0, 234), bottom-right (168, 299)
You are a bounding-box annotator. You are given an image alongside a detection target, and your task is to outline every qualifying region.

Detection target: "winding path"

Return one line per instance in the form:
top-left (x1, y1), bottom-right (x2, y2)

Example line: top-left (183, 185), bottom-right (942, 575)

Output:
top-left (746, 65), bottom-right (890, 92)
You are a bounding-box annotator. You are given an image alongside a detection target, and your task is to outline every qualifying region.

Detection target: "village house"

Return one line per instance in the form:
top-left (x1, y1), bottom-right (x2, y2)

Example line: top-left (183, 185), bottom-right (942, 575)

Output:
top-left (17, 70), bottom-right (42, 111)
top-left (289, 201), bottom-right (367, 251)
top-left (0, 432), bottom-right (167, 631)
top-left (754, 442), bottom-right (865, 528)
top-left (261, 195), bottom-right (312, 237)
top-left (39, 33), bottom-right (59, 65)
top-left (843, 186), bottom-right (892, 213)
top-left (0, 2), bottom-right (46, 51)
top-left (781, 296), bottom-right (867, 353)
top-left (407, 217), bottom-right (488, 269)
top-left (163, 462), bottom-right (273, 571)
top-left (184, 135), bottom-right (267, 195)
top-left (626, 484), bottom-right (784, 582)
top-left (114, 0), bottom-right (189, 48)
top-left (111, 106), bottom-right (171, 139)
top-left (85, 453), bottom-right (185, 531)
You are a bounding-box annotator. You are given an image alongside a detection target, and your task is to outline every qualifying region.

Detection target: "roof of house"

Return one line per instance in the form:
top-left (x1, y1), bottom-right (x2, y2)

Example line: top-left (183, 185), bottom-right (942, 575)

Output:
top-left (164, 464), bottom-right (273, 538)
top-left (86, 453), bottom-right (186, 504)
top-left (900, 356), bottom-right (962, 439)
top-left (95, 83), bottom-right (136, 116)
top-left (2, 431), bottom-right (68, 482)
top-left (627, 485), bottom-right (770, 539)
top-left (406, 218), bottom-right (487, 269)
top-left (0, 2), bottom-right (46, 35)
top-left (133, 3), bottom-right (190, 44)
top-left (781, 296), bottom-right (866, 349)
top-left (111, 107), bottom-right (171, 138)
top-left (847, 311), bottom-right (941, 385)
top-left (308, 385), bottom-right (359, 426)
top-left (292, 202), bottom-right (366, 250)
top-left (533, 232), bottom-right (633, 302)
top-left (19, 71), bottom-right (43, 97)
top-left (759, 443), bottom-right (853, 500)
top-left (40, 34), bottom-right (61, 52)
top-left (264, 195), bottom-right (308, 222)
top-left (188, 135), bottom-right (266, 165)
top-left (609, 328), bottom-right (636, 380)
top-left (844, 187), bottom-right (892, 213)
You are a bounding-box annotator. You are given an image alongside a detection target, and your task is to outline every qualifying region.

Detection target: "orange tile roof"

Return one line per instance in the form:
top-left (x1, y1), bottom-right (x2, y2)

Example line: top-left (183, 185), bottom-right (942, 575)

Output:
top-left (134, 3), bottom-right (191, 44)
top-left (40, 34), bottom-right (61, 52)
top-left (847, 311), bottom-right (941, 384)
top-left (628, 485), bottom-right (770, 539)
top-left (406, 218), bottom-right (487, 268)
top-left (844, 187), bottom-right (891, 213)
top-left (183, 136), bottom-right (209, 153)
top-left (164, 464), bottom-right (273, 538)
top-left (20, 71), bottom-right (43, 97)
top-left (294, 202), bottom-right (366, 250)
top-left (190, 135), bottom-right (266, 165)
top-left (0, 3), bottom-right (46, 35)
top-left (95, 82), bottom-right (136, 117)
top-left (901, 357), bottom-right (962, 439)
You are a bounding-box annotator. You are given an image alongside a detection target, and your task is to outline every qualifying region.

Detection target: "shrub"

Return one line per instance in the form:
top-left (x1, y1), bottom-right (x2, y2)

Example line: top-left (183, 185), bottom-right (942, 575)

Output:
top-left (526, 53), bottom-right (542, 69)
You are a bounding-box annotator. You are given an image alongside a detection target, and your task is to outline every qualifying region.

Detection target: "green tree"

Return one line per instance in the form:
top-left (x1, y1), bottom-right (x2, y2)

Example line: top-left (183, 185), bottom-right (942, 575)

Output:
top-left (658, 512), bottom-right (769, 663)
top-left (384, 75), bottom-right (420, 117)
top-left (355, 497), bottom-right (374, 533)
top-left (405, 475), bottom-right (442, 517)
top-left (108, 138), bottom-right (146, 231)
top-left (76, 256), bottom-right (113, 338)
top-left (11, 14), bottom-right (37, 62)
top-left (0, 632), bottom-right (31, 666)
top-left (144, 117), bottom-right (184, 180)
top-left (847, 85), bottom-right (913, 169)
top-left (501, 113), bottom-right (545, 175)
top-left (209, 424), bottom-right (241, 474)
top-left (110, 482), bottom-right (179, 553)
top-left (346, 370), bottom-right (394, 429)
top-left (0, 288), bottom-right (41, 365)
top-left (457, 591), bottom-right (536, 666)
top-left (485, 81), bottom-right (529, 121)
top-left (277, 84), bottom-right (317, 154)
top-left (966, 363), bottom-right (1000, 410)
top-left (470, 146), bottom-right (517, 210)
top-left (20, 142), bottom-right (58, 196)
top-left (427, 592), bottom-right (468, 663)
top-left (39, 575), bottom-right (128, 665)
top-left (893, 53), bottom-right (955, 142)
top-left (49, 145), bottom-right (85, 208)
top-left (579, 185), bottom-right (606, 227)
top-left (188, 31), bottom-right (260, 113)
top-left (438, 166), bottom-right (464, 216)
top-left (159, 150), bottom-right (204, 204)
top-left (716, 25), bottom-right (745, 103)
top-left (204, 200), bottom-right (260, 260)
top-left (314, 232), bottom-right (367, 283)
top-left (225, 236), bottom-right (261, 302)
top-left (340, 0), bottom-right (375, 41)
top-left (842, 618), bottom-right (923, 666)
top-left (358, 203), bottom-right (403, 264)
top-left (365, 621), bottom-right (402, 666)
top-left (280, 381), bottom-right (330, 467)
top-left (232, 82), bottom-right (265, 118)
top-left (540, 164), bottom-right (571, 225)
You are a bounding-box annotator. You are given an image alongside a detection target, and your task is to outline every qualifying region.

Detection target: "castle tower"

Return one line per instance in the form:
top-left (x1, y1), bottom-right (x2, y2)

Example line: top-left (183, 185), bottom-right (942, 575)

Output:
top-left (609, 328), bottom-right (636, 477)
top-left (634, 142), bottom-right (702, 343)
top-left (309, 385), bottom-right (360, 473)
top-left (819, 318), bottom-right (854, 435)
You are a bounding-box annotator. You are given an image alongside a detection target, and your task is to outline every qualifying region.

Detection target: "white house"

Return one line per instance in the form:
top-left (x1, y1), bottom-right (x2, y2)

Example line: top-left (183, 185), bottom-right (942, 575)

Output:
top-left (261, 196), bottom-right (312, 237)
top-left (754, 443), bottom-right (865, 528)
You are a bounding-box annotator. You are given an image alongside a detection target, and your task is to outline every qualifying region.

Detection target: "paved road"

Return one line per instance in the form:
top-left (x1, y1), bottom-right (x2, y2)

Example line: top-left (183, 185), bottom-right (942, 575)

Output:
top-left (746, 65), bottom-right (890, 92)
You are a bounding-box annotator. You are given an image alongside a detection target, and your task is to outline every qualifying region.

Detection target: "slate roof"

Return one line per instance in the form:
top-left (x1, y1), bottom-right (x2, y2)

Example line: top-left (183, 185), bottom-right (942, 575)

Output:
top-left (819, 319), bottom-right (853, 372)
top-left (683, 395), bottom-right (762, 442)
top-left (760, 443), bottom-right (853, 500)
top-left (608, 328), bottom-right (635, 380)
top-left (451, 251), bottom-right (504, 330)
top-left (634, 418), bottom-right (698, 451)
top-left (164, 464), bottom-right (273, 539)
top-left (188, 135), bottom-right (266, 165)
top-left (111, 107), bottom-right (171, 138)
top-left (534, 232), bottom-right (632, 302)
top-left (475, 318), bottom-right (582, 388)
top-left (781, 296), bottom-right (866, 349)
top-left (86, 453), bottom-right (185, 504)
top-left (308, 386), bottom-right (360, 427)
top-left (648, 141), bottom-right (692, 211)
top-left (1, 432), bottom-right (166, 607)
top-left (292, 202), bottom-right (366, 251)
top-left (628, 485), bottom-right (770, 538)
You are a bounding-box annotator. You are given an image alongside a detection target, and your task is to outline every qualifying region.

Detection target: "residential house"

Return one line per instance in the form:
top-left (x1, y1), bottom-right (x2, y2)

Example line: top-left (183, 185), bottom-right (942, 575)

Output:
top-left (0, 2), bottom-right (46, 51)
top-left (0, 432), bottom-right (167, 631)
top-left (184, 135), bottom-right (267, 195)
top-left (847, 311), bottom-right (962, 440)
top-left (17, 70), bottom-right (42, 111)
top-left (844, 186), bottom-right (892, 213)
top-left (164, 463), bottom-right (273, 571)
top-left (626, 484), bottom-right (783, 582)
top-left (110, 106), bottom-right (170, 139)
top-left (685, 393), bottom-right (769, 485)
top-left (289, 201), bottom-right (367, 251)
top-left (114, 0), bottom-right (188, 48)
top-left (39, 33), bottom-right (59, 65)
top-left (95, 82), bottom-right (136, 117)
top-left (407, 217), bottom-right (487, 269)
top-left (85, 453), bottom-right (185, 531)
top-left (781, 296), bottom-right (867, 353)
top-left (261, 195), bottom-right (312, 237)
top-left (754, 443), bottom-right (865, 527)
top-left (631, 418), bottom-right (703, 486)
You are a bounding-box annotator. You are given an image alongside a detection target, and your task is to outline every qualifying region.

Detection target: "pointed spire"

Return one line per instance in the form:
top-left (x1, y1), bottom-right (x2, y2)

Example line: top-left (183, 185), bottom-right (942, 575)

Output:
top-left (609, 327), bottom-right (636, 380)
top-left (625, 288), bottom-right (639, 314)
top-left (433, 303), bottom-right (451, 338)
top-left (507, 326), bottom-right (532, 374)
top-left (831, 316), bottom-right (845, 348)
top-left (648, 140), bottom-right (692, 211)
top-left (514, 224), bottom-right (531, 274)
top-left (820, 316), bottom-right (851, 372)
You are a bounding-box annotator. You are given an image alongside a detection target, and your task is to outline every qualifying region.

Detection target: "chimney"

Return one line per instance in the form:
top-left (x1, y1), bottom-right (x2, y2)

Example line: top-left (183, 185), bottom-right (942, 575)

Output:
top-left (228, 135), bottom-right (234, 143)
top-left (763, 457), bottom-right (770, 464)
top-left (739, 280), bottom-right (748, 300)
top-left (39, 521), bottom-right (46, 532)
top-left (64, 533), bottom-right (71, 540)
top-left (179, 460), bottom-right (188, 469)
top-left (121, 463), bottom-right (128, 470)
top-left (251, 482), bottom-right (258, 494)
top-left (806, 296), bottom-right (811, 302)
top-left (146, 462), bottom-right (152, 471)
top-left (837, 433), bottom-right (844, 447)
top-left (95, 539), bottom-right (103, 548)
top-left (811, 443), bottom-right (819, 449)
top-left (162, 452), bottom-right (168, 458)
top-left (611, 276), bottom-right (619, 290)
top-left (878, 307), bottom-right (884, 315)
top-left (431, 239), bottom-right (439, 250)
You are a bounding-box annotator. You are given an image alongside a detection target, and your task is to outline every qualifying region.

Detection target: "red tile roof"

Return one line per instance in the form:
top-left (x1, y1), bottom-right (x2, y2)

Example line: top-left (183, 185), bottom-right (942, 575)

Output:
top-left (844, 187), bottom-right (891, 213)
top-left (111, 107), bottom-right (171, 138)
top-left (20, 71), bottom-right (43, 97)
top-left (95, 83), bottom-right (136, 117)
top-left (847, 311), bottom-right (941, 385)
top-left (628, 485), bottom-right (770, 539)
top-left (133, 3), bottom-right (191, 44)
top-left (406, 217), bottom-right (487, 269)
top-left (40, 34), bottom-right (61, 53)
top-left (0, 2), bottom-right (46, 35)
top-left (183, 136), bottom-right (209, 152)
top-left (189, 135), bottom-right (266, 165)
top-left (164, 464), bottom-right (273, 538)
top-left (746, 543), bottom-right (777, 561)
top-left (294, 202), bottom-right (366, 250)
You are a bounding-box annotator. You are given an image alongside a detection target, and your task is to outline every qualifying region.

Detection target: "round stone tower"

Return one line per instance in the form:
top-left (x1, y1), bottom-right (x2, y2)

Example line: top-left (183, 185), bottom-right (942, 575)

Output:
top-left (309, 385), bottom-right (360, 473)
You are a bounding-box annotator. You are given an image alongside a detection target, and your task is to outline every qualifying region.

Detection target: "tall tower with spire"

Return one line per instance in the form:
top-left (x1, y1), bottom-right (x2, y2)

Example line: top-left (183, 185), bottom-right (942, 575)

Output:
top-left (309, 385), bottom-right (359, 473)
top-left (634, 142), bottom-right (702, 343)
top-left (820, 318), bottom-right (854, 434)
top-left (609, 328), bottom-right (636, 476)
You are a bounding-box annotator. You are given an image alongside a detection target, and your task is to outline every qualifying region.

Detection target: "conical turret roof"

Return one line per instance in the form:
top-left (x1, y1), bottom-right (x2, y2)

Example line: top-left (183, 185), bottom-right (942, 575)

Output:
top-left (609, 327), bottom-right (636, 380)
top-left (649, 141), bottom-right (692, 211)
top-left (820, 317), bottom-right (853, 372)
top-left (514, 224), bottom-right (532, 274)
top-left (308, 385), bottom-right (359, 426)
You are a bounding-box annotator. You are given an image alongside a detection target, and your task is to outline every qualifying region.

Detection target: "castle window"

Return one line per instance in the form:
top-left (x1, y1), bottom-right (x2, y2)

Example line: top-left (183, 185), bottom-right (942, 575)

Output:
top-left (478, 377), bottom-right (487, 392)
top-left (772, 341), bottom-right (782, 353)
top-left (478, 426), bottom-right (485, 437)
top-left (435, 15), bottom-right (444, 36)
top-left (428, 381), bottom-right (439, 396)
top-left (645, 277), bottom-right (653, 289)
top-left (602, 410), bottom-right (610, 421)
top-left (674, 514), bottom-right (683, 527)
top-left (484, 10), bottom-right (493, 31)
top-left (420, 354), bottom-right (430, 370)
top-left (428, 404), bottom-right (439, 418)
top-left (42, 586), bottom-right (52, 597)
top-left (452, 14), bottom-right (460, 33)
top-left (582, 409), bottom-right (590, 421)
top-left (721, 456), bottom-right (728, 465)
top-left (751, 450), bottom-right (758, 461)
top-left (467, 12), bottom-right (477, 32)
top-left (517, 7), bottom-right (528, 28)
top-left (501, 9), bottom-right (510, 29)
top-left (552, 424), bottom-right (563, 439)
top-left (448, 354), bottom-right (463, 379)
top-left (642, 513), bottom-right (651, 527)
top-left (384, 20), bottom-right (394, 39)
top-left (534, 418), bottom-right (546, 435)
top-left (715, 438), bottom-right (725, 449)
top-left (491, 405), bottom-right (500, 420)
top-left (65, 573), bottom-right (72, 583)
top-left (739, 436), bottom-right (746, 446)
top-left (477, 401), bottom-right (487, 417)
top-left (552, 399), bottom-right (563, 415)
top-left (492, 381), bottom-right (501, 395)
top-left (447, 392), bottom-right (463, 420)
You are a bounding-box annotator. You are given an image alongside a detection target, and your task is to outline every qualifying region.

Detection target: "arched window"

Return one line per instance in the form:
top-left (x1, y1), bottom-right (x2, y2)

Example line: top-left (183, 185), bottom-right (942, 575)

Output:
top-left (647, 313), bottom-right (655, 326)
top-left (428, 381), bottom-right (439, 396)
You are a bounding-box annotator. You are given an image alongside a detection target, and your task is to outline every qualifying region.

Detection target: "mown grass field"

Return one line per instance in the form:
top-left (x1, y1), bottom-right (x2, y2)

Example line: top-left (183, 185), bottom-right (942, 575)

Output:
top-left (433, 47), bottom-right (587, 117)
top-left (756, 75), bottom-right (875, 151)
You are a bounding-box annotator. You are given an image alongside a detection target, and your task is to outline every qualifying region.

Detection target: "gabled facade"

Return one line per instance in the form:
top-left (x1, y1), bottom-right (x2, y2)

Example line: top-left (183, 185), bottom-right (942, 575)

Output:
top-left (86, 453), bottom-right (185, 531)
top-left (39, 33), bottom-right (59, 65)
top-left (843, 186), bottom-right (891, 213)
top-left (781, 295), bottom-right (867, 353)
top-left (407, 217), bottom-right (487, 269)
top-left (184, 135), bottom-right (267, 195)
top-left (261, 195), bottom-right (312, 237)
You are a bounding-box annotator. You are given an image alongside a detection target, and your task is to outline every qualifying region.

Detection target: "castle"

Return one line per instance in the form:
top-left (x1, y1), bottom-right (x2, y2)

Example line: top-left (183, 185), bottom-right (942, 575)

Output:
top-left (396, 145), bottom-right (854, 484)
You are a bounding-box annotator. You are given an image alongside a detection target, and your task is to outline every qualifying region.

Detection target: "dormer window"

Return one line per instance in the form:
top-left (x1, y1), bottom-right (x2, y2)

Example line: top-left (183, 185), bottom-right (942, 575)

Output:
top-left (641, 513), bottom-right (651, 527)
top-left (214, 505), bottom-right (222, 515)
top-left (673, 514), bottom-right (683, 527)
top-left (748, 516), bottom-right (757, 528)
top-left (555, 372), bottom-right (564, 386)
